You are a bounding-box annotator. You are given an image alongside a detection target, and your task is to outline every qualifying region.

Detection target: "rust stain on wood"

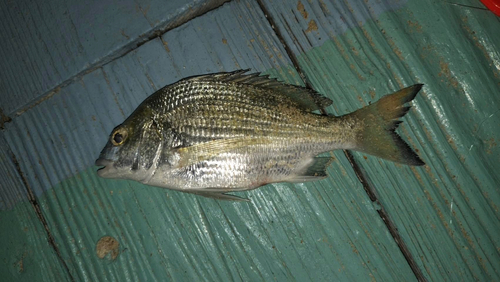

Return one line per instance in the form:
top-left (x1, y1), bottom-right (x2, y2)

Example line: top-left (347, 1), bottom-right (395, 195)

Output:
top-left (297, 1), bottom-right (308, 19)
top-left (305, 19), bottom-right (318, 33)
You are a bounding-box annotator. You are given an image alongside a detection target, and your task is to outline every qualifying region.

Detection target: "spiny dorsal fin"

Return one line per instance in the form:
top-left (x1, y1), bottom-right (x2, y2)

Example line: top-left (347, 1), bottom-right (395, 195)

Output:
top-left (190, 69), bottom-right (333, 111)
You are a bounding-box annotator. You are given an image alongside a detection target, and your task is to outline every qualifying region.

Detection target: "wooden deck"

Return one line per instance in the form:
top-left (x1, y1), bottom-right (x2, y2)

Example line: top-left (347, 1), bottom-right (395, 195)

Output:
top-left (1, 0), bottom-right (499, 281)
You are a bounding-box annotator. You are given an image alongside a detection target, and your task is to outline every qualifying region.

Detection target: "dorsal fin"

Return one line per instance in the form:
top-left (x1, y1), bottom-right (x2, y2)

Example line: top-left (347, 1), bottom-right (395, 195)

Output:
top-left (190, 69), bottom-right (333, 111)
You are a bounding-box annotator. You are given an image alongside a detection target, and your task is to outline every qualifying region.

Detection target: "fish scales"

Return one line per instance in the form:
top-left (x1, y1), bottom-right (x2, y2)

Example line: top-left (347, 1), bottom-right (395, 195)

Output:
top-left (144, 80), bottom-right (340, 152)
top-left (96, 70), bottom-right (424, 200)
top-left (156, 81), bottom-right (333, 139)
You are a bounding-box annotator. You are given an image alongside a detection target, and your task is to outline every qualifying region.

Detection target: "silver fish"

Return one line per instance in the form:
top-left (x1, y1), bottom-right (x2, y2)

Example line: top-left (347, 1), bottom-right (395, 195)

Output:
top-left (96, 70), bottom-right (424, 200)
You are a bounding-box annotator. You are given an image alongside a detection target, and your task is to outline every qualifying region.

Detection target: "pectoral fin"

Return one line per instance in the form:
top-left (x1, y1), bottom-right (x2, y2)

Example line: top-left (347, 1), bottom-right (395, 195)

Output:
top-left (174, 137), bottom-right (271, 168)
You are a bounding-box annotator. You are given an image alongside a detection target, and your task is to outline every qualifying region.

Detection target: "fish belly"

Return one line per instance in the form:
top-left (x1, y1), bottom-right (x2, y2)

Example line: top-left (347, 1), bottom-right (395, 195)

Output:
top-left (147, 143), bottom-right (333, 192)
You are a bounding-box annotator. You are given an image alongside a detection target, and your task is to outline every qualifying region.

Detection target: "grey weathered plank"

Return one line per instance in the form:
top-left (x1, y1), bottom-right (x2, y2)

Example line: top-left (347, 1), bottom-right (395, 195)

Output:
top-left (0, 0), bottom-right (229, 116)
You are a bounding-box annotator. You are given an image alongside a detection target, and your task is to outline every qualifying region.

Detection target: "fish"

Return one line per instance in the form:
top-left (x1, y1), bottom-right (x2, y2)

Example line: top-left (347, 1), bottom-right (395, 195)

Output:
top-left (95, 70), bottom-right (424, 201)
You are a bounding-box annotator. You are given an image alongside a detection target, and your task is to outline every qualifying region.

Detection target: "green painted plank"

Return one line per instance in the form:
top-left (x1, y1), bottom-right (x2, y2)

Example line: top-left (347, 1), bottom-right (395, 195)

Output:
top-left (1, 0), bottom-right (422, 280)
top-left (0, 139), bottom-right (71, 281)
top-left (261, 0), bottom-right (500, 280)
top-left (0, 203), bottom-right (71, 281)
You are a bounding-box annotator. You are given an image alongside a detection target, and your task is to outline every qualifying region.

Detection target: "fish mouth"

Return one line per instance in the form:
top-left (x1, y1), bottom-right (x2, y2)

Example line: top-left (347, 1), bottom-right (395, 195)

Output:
top-left (95, 158), bottom-right (114, 178)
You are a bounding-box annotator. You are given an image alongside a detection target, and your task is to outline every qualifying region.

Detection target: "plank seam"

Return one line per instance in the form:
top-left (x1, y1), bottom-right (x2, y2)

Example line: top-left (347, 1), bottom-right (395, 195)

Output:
top-left (10, 0), bottom-right (233, 119)
top-left (344, 151), bottom-right (428, 281)
top-left (0, 108), bottom-right (12, 130)
top-left (10, 152), bottom-right (75, 282)
top-left (254, 0), bottom-right (427, 281)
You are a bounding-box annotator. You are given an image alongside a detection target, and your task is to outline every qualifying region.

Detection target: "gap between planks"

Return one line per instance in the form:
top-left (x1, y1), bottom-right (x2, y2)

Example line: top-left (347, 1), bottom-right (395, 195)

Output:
top-left (254, 0), bottom-right (428, 281)
top-left (10, 151), bottom-right (75, 282)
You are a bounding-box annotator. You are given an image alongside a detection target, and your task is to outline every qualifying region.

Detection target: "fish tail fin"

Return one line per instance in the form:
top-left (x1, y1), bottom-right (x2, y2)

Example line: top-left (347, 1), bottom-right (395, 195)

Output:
top-left (347, 84), bottom-right (425, 166)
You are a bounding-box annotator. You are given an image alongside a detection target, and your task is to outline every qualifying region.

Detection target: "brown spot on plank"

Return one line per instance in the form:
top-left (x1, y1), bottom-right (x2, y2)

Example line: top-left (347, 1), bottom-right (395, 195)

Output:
top-left (486, 138), bottom-right (497, 154)
top-left (460, 15), bottom-right (500, 80)
top-left (297, 1), bottom-right (308, 19)
top-left (319, 0), bottom-right (330, 14)
top-left (222, 38), bottom-right (227, 44)
top-left (368, 89), bottom-right (376, 99)
top-left (407, 20), bottom-right (422, 33)
top-left (305, 19), bottom-right (318, 33)
top-left (161, 39), bottom-right (170, 53)
top-left (96, 236), bottom-right (120, 260)
top-left (18, 258), bottom-right (23, 272)
top-left (438, 60), bottom-right (459, 88)
top-left (16, 252), bottom-right (27, 273)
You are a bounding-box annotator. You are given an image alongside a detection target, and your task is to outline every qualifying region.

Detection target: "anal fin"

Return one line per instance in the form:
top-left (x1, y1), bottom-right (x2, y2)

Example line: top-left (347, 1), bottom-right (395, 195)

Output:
top-left (186, 190), bottom-right (250, 202)
top-left (287, 157), bottom-right (333, 183)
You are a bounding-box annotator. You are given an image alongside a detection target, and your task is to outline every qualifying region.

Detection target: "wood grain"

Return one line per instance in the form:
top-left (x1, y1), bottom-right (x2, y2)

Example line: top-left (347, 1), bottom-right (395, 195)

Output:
top-left (0, 0), bottom-right (230, 116)
top-left (259, 0), bottom-right (500, 280)
top-left (2, 0), bottom-right (499, 281)
top-left (2, 0), bottom-right (419, 280)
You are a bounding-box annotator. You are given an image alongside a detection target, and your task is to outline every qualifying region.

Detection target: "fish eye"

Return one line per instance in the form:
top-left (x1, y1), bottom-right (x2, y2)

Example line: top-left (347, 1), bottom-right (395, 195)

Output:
top-left (111, 128), bottom-right (128, 146)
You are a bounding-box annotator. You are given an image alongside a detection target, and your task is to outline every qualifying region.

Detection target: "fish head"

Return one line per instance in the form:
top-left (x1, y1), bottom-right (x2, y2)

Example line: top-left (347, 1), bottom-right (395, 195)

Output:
top-left (95, 107), bottom-right (166, 181)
